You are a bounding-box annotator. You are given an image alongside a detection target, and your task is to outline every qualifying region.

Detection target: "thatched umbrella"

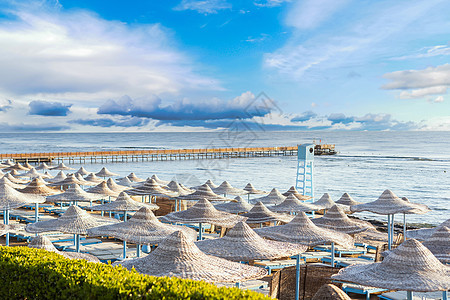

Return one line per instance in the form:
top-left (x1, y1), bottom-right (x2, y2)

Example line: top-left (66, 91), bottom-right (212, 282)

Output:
top-left (72, 173), bottom-right (95, 186)
top-left (21, 177), bottom-right (61, 222)
top-left (86, 181), bottom-right (118, 197)
top-left (74, 167), bottom-right (90, 176)
top-left (0, 223), bottom-right (24, 236)
top-left (0, 176), bottom-right (26, 190)
top-left (196, 221), bottom-right (307, 261)
top-left (2, 173), bottom-right (28, 184)
top-left (46, 171), bottom-right (67, 183)
top-left (35, 162), bottom-right (51, 171)
top-left (150, 174), bottom-right (169, 186)
top-left (88, 207), bottom-right (196, 258)
top-left (242, 201), bottom-right (293, 224)
top-left (95, 167), bottom-right (119, 178)
top-left (407, 218), bottom-right (450, 240)
top-left (22, 167), bottom-right (49, 179)
top-left (51, 163), bottom-right (74, 171)
top-left (46, 184), bottom-right (104, 205)
top-left (48, 174), bottom-right (84, 187)
top-left (422, 226), bottom-right (450, 264)
top-left (255, 212), bottom-right (354, 300)
top-left (26, 206), bottom-right (119, 252)
top-left (126, 173), bottom-right (145, 182)
top-left (2, 159), bottom-right (14, 166)
top-left (43, 171), bottom-right (53, 179)
top-left (351, 190), bottom-right (430, 249)
top-left (332, 239), bottom-right (449, 299)
top-left (282, 186), bottom-right (313, 201)
top-left (212, 181), bottom-right (248, 196)
top-left (90, 192), bottom-right (158, 217)
top-left (0, 182), bottom-right (45, 245)
top-left (127, 179), bottom-right (176, 204)
top-left (84, 173), bottom-right (104, 184)
top-left (106, 178), bottom-right (130, 192)
top-left (312, 205), bottom-right (375, 234)
top-left (115, 176), bottom-right (136, 188)
top-left (243, 183), bottom-right (266, 201)
top-left (335, 193), bottom-right (361, 206)
top-left (312, 284), bottom-right (351, 300)
top-left (28, 235), bottom-right (100, 262)
top-left (176, 184), bottom-right (231, 202)
top-left (115, 231), bottom-right (267, 283)
top-left (160, 198), bottom-right (245, 240)
top-left (214, 196), bottom-right (253, 214)
top-left (250, 188), bottom-right (286, 205)
top-left (312, 193), bottom-right (336, 210)
top-left (8, 169), bottom-right (23, 177)
top-left (22, 162), bottom-right (34, 170)
top-left (3, 162), bottom-right (29, 171)
top-left (270, 194), bottom-right (320, 214)
top-left (166, 180), bottom-right (194, 196)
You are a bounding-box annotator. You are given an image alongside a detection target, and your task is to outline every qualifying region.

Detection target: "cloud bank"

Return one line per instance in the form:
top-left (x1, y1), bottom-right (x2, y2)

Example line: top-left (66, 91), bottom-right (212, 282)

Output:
top-left (28, 100), bottom-right (72, 116)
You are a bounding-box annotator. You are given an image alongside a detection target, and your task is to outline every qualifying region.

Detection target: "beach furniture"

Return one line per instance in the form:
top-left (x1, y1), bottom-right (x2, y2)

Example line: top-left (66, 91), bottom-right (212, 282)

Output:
top-left (212, 181), bottom-right (248, 197)
top-left (214, 196), bottom-right (254, 214)
top-left (95, 167), bottom-right (118, 178)
top-left (50, 163), bottom-right (74, 171)
top-left (250, 188), bottom-right (286, 205)
top-left (270, 194), bottom-right (319, 213)
top-left (242, 201), bottom-right (293, 225)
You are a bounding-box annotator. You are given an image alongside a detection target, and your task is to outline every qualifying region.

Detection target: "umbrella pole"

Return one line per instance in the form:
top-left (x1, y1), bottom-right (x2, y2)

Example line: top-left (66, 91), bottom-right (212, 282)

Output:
top-left (198, 222), bottom-right (203, 240)
top-left (391, 214), bottom-right (395, 247)
top-left (406, 291), bottom-right (413, 300)
top-left (295, 254), bottom-right (301, 300)
top-left (124, 211), bottom-right (127, 221)
top-left (4, 209), bottom-right (9, 247)
top-left (76, 234), bottom-right (80, 253)
top-left (443, 291), bottom-right (447, 300)
top-left (387, 214), bottom-right (391, 250)
top-left (34, 203), bottom-right (39, 223)
top-left (123, 241), bottom-right (127, 259)
top-left (331, 242), bottom-right (335, 267)
top-left (137, 244), bottom-right (141, 258)
top-left (403, 213), bottom-right (407, 242)
top-left (235, 282), bottom-right (241, 288)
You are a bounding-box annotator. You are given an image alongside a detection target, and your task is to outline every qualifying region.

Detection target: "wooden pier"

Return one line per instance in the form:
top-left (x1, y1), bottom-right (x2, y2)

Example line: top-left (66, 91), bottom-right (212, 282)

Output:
top-left (0, 144), bottom-right (336, 165)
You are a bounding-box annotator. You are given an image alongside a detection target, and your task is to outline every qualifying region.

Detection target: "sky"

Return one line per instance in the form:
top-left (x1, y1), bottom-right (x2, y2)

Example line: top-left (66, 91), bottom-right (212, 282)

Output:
top-left (0, 0), bottom-right (449, 132)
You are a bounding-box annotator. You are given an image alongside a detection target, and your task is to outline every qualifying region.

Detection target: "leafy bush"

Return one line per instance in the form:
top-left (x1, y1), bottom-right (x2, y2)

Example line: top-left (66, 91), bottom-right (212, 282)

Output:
top-left (0, 246), bottom-right (269, 299)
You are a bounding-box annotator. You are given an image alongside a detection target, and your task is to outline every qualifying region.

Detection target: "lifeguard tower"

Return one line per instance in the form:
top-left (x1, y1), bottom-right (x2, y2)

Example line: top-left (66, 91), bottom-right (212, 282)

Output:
top-left (295, 144), bottom-right (314, 200)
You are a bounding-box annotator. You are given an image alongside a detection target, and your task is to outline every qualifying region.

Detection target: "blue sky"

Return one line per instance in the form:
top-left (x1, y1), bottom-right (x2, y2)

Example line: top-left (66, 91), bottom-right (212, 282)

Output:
top-left (0, 0), bottom-right (449, 132)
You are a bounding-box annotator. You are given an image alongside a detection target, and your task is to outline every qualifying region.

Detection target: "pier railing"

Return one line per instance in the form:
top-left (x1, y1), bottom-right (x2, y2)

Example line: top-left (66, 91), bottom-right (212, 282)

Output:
top-left (0, 144), bottom-right (335, 164)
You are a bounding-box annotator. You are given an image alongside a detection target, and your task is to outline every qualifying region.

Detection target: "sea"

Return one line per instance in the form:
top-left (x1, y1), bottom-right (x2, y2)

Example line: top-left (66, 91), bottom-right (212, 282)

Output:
top-left (1, 131), bottom-right (449, 226)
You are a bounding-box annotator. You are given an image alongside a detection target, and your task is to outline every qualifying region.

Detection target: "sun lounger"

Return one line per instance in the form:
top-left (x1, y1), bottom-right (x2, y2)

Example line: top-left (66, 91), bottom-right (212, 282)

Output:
top-left (378, 291), bottom-right (445, 300)
top-left (254, 259), bottom-right (303, 275)
top-left (217, 279), bottom-right (269, 290)
top-left (335, 283), bottom-right (388, 300)
top-left (321, 256), bottom-right (372, 268)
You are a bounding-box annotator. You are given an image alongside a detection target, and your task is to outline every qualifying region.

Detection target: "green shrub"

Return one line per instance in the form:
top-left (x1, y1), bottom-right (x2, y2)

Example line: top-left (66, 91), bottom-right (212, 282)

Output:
top-left (0, 246), bottom-right (270, 299)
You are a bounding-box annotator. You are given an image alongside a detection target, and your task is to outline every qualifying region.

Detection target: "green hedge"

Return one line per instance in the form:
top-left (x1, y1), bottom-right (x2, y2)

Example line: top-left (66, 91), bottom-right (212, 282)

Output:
top-left (0, 246), bottom-right (270, 299)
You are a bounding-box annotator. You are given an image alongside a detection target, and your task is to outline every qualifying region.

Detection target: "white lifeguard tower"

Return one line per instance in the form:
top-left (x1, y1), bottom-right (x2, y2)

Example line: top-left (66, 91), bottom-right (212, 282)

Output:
top-left (295, 144), bottom-right (314, 200)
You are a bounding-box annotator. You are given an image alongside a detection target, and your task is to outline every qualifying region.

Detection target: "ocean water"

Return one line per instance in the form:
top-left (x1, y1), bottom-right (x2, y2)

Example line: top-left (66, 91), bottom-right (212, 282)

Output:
top-left (1, 131), bottom-right (449, 226)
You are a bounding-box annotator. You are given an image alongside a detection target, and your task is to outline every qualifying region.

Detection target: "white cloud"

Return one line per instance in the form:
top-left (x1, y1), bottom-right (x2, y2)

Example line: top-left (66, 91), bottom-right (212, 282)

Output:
top-left (399, 86), bottom-right (448, 99)
top-left (173, 0), bottom-right (231, 14)
top-left (254, 0), bottom-right (291, 8)
top-left (265, 0), bottom-right (448, 79)
top-left (433, 95), bottom-right (444, 103)
top-left (391, 44), bottom-right (450, 60)
top-left (285, 0), bottom-right (351, 30)
top-left (382, 64), bottom-right (450, 90)
top-left (0, 2), bottom-right (222, 103)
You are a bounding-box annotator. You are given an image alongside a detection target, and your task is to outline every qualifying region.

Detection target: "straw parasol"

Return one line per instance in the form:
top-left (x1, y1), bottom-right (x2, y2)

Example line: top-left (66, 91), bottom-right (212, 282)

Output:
top-left (312, 284), bottom-right (352, 300)
top-left (196, 221), bottom-right (307, 261)
top-left (149, 174), bottom-right (169, 185)
top-left (2, 172), bottom-right (28, 184)
top-left (95, 167), bottom-right (119, 178)
top-left (90, 191), bottom-right (158, 213)
top-left (126, 173), bottom-right (145, 182)
top-left (212, 181), bottom-right (248, 196)
top-left (28, 235), bottom-right (100, 262)
top-left (0, 176), bottom-right (27, 190)
top-left (421, 226), bottom-right (450, 264)
top-left (22, 167), bottom-right (49, 179)
top-left (270, 194), bottom-right (320, 213)
top-left (407, 219), bottom-right (450, 240)
top-left (0, 223), bottom-right (24, 236)
top-left (4, 162), bottom-right (30, 172)
top-left (115, 176), bottom-right (136, 187)
top-left (106, 178), bottom-right (130, 192)
top-left (51, 162), bottom-right (74, 171)
top-left (26, 206), bottom-right (119, 252)
top-left (2, 159), bottom-right (14, 166)
top-left (282, 186), bottom-right (313, 201)
top-left (243, 183), bottom-right (266, 195)
top-left (115, 231), bottom-right (268, 283)
top-left (255, 211), bottom-right (354, 300)
top-left (84, 172), bottom-right (104, 184)
top-left (88, 207), bottom-right (197, 258)
top-left (332, 239), bottom-right (449, 292)
top-left (46, 171), bottom-right (67, 183)
top-left (35, 162), bottom-right (51, 170)
top-left (176, 184), bottom-right (231, 202)
top-left (160, 198), bottom-right (245, 229)
top-left (335, 193), bottom-right (361, 206)
top-left (74, 167), bottom-right (90, 176)
top-left (22, 162), bottom-right (33, 169)
top-left (192, 179), bottom-right (219, 190)
top-left (48, 174), bottom-right (84, 187)
top-left (46, 184), bottom-right (104, 203)
top-left (312, 193), bottom-right (336, 210)
top-left (9, 169), bottom-right (23, 177)
top-left (250, 188), bottom-right (286, 205)
top-left (214, 196), bottom-right (254, 214)
top-left (242, 201), bottom-right (293, 224)
top-left (86, 181), bottom-right (119, 197)
top-left (351, 190), bottom-right (430, 249)
top-left (127, 178), bottom-right (176, 198)
top-left (21, 177), bottom-right (60, 196)
top-left (43, 171), bottom-right (53, 179)
top-left (166, 180), bottom-right (194, 196)
top-left (312, 205), bottom-right (375, 234)
top-left (74, 173), bottom-right (95, 186)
